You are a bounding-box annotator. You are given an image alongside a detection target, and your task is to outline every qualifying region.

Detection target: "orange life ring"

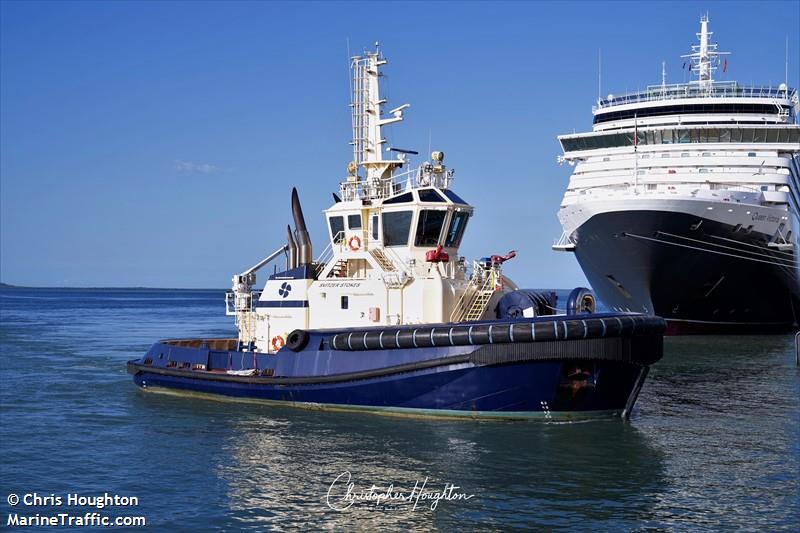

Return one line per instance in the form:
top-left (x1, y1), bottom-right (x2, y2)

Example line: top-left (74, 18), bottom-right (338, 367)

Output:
top-left (271, 336), bottom-right (285, 351)
top-left (348, 235), bottom-right (361, 251)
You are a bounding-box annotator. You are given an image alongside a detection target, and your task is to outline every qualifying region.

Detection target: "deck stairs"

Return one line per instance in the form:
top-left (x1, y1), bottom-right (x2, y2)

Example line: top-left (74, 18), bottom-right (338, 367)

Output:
top-left (370, 248), bottom-right (397, 271)
top-left (450, 267), bottom-right (498, 322)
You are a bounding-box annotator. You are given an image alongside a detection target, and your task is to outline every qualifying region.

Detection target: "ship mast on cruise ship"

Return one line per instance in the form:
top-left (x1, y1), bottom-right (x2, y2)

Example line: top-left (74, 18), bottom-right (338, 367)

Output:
top-left (555, 15), bottom-right (800, 334)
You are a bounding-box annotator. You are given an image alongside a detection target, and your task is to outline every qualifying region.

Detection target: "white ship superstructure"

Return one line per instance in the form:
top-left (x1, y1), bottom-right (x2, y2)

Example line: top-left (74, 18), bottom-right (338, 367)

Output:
top-left (556, 16), bottom-right (800, 333)
top-left (226, 46), bottom-right (519, 353)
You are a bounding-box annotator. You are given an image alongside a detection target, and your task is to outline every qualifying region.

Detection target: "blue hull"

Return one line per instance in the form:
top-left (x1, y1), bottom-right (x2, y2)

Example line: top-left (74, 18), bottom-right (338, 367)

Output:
top-left (132, 359), bottom-right (643, 419)
top-left (127, 314), bottom-right (664, 420)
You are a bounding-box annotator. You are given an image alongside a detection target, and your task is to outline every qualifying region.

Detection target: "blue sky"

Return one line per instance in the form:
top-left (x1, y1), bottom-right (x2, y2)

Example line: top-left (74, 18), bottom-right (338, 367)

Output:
top-left (1, 0), bottom-right (798, 288)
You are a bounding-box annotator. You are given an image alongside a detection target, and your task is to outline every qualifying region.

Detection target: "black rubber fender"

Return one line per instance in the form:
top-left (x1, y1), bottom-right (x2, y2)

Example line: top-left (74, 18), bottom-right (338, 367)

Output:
top-left (286, 329), bottom-right (310, 352)
top-left (328, 315), bottom-right (666, 351)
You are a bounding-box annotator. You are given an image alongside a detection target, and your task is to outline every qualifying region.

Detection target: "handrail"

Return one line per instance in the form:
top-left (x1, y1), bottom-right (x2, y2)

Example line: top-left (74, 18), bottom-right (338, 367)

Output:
top-left (379, 245), bottom-right (413, 277)
top-left (339, 163), bottom-right (455, 202)
top-left (225, 289), bottom-right (263, 315)
top-left (314, 231), bottom-right (345, 276)
top-left (449, 261), bottom-right (498, 322)
top-left (594, 82), bottom-right (796, 111)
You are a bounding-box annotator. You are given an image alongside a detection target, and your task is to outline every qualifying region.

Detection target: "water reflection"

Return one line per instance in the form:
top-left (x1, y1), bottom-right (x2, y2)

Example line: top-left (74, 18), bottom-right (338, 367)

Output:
top-left (217, 407), bottom-right (665, 530)
top-left (4, 288), bottom-right (796, 530)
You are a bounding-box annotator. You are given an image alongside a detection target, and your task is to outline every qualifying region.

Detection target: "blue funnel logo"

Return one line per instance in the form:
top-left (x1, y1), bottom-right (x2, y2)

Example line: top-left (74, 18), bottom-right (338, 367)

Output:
top-left (278, 282), bottom-right (292, 298)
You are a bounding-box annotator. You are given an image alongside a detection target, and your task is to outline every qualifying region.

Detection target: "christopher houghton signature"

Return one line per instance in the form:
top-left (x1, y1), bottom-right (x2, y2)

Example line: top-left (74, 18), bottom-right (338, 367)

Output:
top-left (326, 471), bottom-right (475, 511)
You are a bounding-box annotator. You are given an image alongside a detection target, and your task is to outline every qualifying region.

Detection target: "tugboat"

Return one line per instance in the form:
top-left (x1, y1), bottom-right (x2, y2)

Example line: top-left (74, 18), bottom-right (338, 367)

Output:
top-left (127, 46), bottom-right (665, 419)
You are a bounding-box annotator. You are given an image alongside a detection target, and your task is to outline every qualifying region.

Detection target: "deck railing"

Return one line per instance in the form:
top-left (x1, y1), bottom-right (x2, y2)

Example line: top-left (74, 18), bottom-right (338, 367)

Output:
top-left (340, 164), bottom-right (455, 202)
top-left (595, 82), bottom-right (796, 111)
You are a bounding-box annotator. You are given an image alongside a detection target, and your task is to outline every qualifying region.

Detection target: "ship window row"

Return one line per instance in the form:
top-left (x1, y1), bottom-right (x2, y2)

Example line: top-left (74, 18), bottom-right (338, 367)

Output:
top-left (384, 209), bottom-right (470, 248)
top-left (561, 127), bottom-right (800, 152)
top-left (383, 187), bottom-right (459, 205)
top-left (593, 103), bottom-right (792, 124)
top-left (330, 209), bottom-right (470, 249)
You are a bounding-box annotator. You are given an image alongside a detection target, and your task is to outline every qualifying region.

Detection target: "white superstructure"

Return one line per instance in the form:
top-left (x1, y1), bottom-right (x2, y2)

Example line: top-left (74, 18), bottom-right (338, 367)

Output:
top-left (226, 46), bottom-right (518, 352)
top-left (557, 16), bottom-right (799, 254)
top-left (554, 16), bottom-right (800, 330)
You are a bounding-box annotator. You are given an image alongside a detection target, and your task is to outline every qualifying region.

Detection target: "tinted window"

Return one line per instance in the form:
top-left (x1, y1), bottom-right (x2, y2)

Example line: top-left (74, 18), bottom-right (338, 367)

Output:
top-left (371, 215), bottom-right (379, 241)
top-left (382, 211), bottom-right (413, 246)
top-left (348, 214), bottom-right (362, 229)
top-left (383, 192), bottom-right (413, 205)
top-left (443, 190), bottom-right (468, 204)
top-left (329, 216), bottom-right (344, 243)
top-left (561, 126), bottom-right (797, 153)
top-left (445, 211), bottom-right (470, 247)
top-left (415, 210), bottom-right (447, 246)
top-left (594, 103), bottom-right (783, 124)
top-left (418, 188), bottom-right (446, 202)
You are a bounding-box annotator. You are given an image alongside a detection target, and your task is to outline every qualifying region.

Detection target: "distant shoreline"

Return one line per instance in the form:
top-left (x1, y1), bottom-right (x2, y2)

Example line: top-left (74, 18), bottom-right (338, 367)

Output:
top-left (0, 283), bottom-right (225, 291)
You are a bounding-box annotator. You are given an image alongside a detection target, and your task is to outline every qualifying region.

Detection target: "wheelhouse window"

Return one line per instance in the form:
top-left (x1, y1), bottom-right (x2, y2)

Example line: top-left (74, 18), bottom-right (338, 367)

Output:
top-left (347, 214), bottom-right (362, 229)
top-left (383, 192), bottom-right (414, 205)
top-left (445, 211), bottom-right (470, 247)
top-left (443, 189), bottom-right (468, 205)
top-left (329, 216), bottom-right (344, 243)
top-left (415, 209), bottom-right (447, 247)
top-left (418, 188), bottom-right (446, 202)
top-left (382, 210), bottom-right (413, 246)
top-left (371, 215), bottom-right (379, 241)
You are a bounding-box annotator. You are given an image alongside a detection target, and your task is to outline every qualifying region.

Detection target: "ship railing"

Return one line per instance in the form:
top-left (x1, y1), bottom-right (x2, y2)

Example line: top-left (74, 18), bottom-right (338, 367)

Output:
top-left (379, 244), bottom-right (415, 278)
top-left (339, 164), bottom-right (455, 202)
top-left (225, 290), bottom-right (262, 315)
top-left (552, 231), bottom-right (577, 252)
top-left (314, 231), bottom-right (345, 276)
top-left (449, 260), bottom-right (501, 322)
top-left (594, 82), bottom-right (796, 111)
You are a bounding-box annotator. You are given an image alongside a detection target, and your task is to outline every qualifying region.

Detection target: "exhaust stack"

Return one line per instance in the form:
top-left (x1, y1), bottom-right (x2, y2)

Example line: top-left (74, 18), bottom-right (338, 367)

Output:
top-left (286, 225), bottom-right (298, 270)
top-left (291, 187), bottom-right (313, 265)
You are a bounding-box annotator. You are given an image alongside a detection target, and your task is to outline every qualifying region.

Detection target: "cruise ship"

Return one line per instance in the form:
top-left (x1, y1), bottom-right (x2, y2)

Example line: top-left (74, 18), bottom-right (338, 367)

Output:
top-left (555, 16), bottom-right (800, 334)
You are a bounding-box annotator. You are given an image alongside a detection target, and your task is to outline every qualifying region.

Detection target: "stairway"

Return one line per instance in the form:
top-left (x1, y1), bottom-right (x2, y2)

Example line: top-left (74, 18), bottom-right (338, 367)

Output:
top-left (329, 259), bottom-right (348, 278)
top-left (450, 270), bottom-right (497, 323)
top-left (369, 249), bottom-right (397, 272)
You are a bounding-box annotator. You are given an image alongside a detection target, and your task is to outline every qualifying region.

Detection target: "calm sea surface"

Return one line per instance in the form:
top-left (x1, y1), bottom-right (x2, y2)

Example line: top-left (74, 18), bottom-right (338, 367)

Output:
top-left (1, 287), bottom-right (798, 531)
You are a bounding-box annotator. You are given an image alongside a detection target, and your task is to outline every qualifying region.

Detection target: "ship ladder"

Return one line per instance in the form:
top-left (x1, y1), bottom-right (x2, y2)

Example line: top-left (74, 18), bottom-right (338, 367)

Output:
top-left (330, 259), bottom-right (348, 277)
top-left (369, 248), bottom-right (397, 272)
top-left (450, 269), bottom-right (498, 323)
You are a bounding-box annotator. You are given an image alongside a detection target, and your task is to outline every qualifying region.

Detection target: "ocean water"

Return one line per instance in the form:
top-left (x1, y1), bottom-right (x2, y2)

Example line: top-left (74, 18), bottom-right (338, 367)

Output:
top-left (0, 287), bottom-right (798, 531)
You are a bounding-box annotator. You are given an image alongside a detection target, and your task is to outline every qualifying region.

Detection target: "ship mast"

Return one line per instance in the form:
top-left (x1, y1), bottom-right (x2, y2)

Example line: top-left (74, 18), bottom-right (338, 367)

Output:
top-left (681, 14), bottom-right (729, 92)
top-left (349, 44), bottom-right (409, 185)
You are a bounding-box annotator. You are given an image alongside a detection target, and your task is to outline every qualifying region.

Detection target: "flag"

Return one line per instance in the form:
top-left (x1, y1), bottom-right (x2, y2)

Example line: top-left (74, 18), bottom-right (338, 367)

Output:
top-left (633, 116), bottom-right (638, 147)
top-left (723, 58), bottom-right (727, 73)
top-left (682, 61), bottom-right (686, 69)
top-left (688, 63), bottom-right (692, 72)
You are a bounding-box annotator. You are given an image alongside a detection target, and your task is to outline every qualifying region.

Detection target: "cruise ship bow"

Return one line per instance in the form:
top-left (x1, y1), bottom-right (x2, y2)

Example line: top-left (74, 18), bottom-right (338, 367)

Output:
top-left (555, 15), bottom-right (800, 334)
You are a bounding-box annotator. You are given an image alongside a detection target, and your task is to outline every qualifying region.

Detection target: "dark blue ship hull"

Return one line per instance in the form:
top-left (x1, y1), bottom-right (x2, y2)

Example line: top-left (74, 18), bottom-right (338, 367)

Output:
top-left (573, 210), bottom-right (800, 334)
top-left (128, 314), bottom-right (665, 420)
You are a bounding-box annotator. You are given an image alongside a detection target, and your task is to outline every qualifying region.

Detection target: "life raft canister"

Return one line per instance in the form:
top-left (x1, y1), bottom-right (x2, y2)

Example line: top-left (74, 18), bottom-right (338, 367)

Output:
top-left (348, 235), bottom-right (361, 251)
top-left (271, 335), bottom-right (285, 351)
